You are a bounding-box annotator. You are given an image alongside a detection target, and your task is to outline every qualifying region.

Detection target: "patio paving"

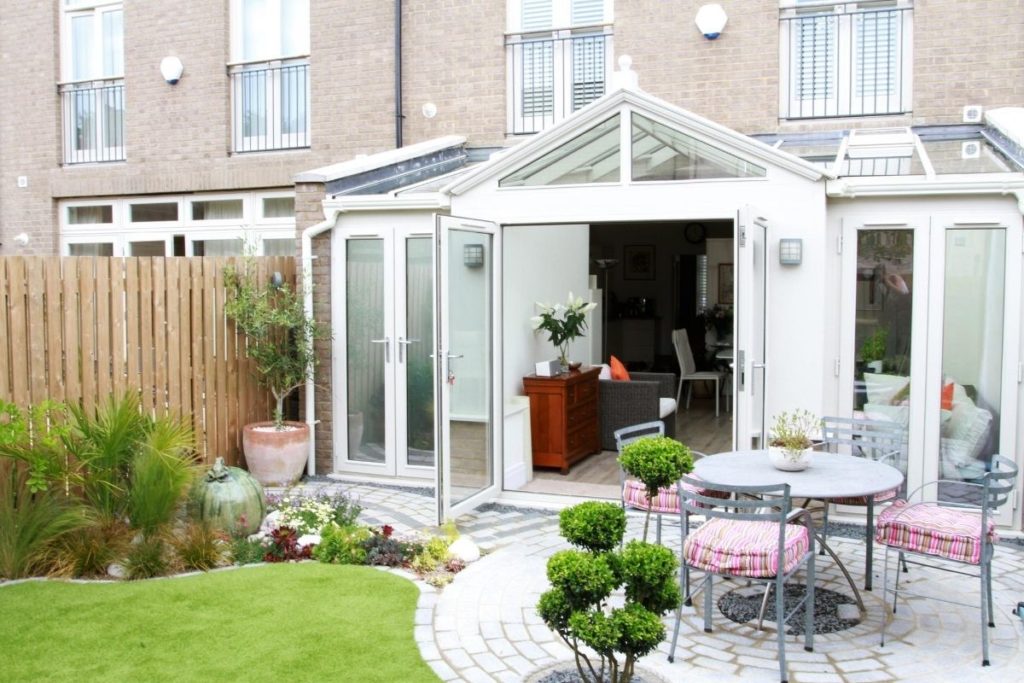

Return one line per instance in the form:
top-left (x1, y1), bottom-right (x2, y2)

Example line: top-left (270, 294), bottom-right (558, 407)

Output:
top-left (297, 479), bottom-right (1024, 683)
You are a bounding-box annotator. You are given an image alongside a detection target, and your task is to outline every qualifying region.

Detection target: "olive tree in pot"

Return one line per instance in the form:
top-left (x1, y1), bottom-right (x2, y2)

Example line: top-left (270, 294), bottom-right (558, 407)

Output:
top-left (536, 501), bottom-right (680, 683)
top-left (225, 262), bottom-right (327, 486)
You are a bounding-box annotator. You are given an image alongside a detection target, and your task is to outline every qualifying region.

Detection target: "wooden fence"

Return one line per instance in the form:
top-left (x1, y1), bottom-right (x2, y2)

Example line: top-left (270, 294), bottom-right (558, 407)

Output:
top-left (0, 256), bottom-right (295, 465)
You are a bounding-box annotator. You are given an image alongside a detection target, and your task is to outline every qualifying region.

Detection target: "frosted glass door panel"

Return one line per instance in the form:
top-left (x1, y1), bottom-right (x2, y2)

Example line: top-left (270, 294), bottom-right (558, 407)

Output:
top-left (346, 239), bottom-right (386, 464)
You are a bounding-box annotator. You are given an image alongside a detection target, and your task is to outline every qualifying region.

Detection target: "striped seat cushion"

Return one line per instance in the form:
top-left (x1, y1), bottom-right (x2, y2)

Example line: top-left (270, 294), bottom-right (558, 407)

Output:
top-left (683, 518), bottom-right (810, 578)
top-left (828, 486), bottom-right (901, 506)
top-left (875, 499), bottom-right (997, 565)
top-left (622, 477), bottom-right (729, 513)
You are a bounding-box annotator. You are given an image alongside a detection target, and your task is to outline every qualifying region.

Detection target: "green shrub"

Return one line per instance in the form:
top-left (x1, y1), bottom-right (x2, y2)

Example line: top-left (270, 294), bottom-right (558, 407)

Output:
top-left (230, 536), bottom-right (267, 565)
top-left (619, 541), bottom-right (680, 614)
top-left (559, 501), bottom-right (626, 553)
top-left (618, 436), bottom-right (693, 541)
top-left (0, 461), bottom-right (90, 579)
top-left (313, 524), bottom-right (371, 565)
top-left (125, 536), bottom-right (173, 580)
top-left (128, 419), bottom-right (197, 536)
top-left (53, 517), bottom-right (131, 578)
top-left (409, 536), bottom-right (451, 574)
top-left (546, 550), bottom-right (617, 605)
top-left (0, 401), bottom-right (76, 494)
top-left (174, 521), bottom-right (227, 571)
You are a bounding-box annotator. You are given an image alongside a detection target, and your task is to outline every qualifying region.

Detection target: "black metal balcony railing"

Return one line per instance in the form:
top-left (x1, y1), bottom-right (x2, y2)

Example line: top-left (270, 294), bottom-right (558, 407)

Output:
top-left (506, 29), bottom-right (612, 135)
top-left (229, 60), bottom-right (310, 153)
top-left (780, 1), bottom-right (912, 119)
top-left (59, 79), bottom-right (126, 164)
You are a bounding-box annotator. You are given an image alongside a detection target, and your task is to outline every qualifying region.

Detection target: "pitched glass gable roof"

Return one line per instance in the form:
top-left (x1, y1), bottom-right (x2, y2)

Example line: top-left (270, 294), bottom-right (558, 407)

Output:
top-left (631, 113), bottom-right (766, 181)
top-left (499, 114), bottom-right (621, 187)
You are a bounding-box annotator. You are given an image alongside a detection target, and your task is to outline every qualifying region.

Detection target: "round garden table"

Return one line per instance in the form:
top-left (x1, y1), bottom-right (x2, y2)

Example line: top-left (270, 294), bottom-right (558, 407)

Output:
top-left (693, 449), bottom-right (904, 612)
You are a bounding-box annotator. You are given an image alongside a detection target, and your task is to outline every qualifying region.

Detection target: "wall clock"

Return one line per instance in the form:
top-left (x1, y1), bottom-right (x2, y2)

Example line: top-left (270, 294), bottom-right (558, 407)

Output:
top-left (684, 222), bottom-right (707, 244)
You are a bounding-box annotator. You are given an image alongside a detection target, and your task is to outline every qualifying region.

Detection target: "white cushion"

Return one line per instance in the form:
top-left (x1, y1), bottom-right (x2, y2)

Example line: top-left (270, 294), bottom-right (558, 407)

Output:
top-left (864, 373), bottom-right (910, 405)
top-left (659, 398), bottom-right (677, 419)
top-left (597, 363), bottom-right (612, 380)
top-left (863, 403), bottom-right (910, 427)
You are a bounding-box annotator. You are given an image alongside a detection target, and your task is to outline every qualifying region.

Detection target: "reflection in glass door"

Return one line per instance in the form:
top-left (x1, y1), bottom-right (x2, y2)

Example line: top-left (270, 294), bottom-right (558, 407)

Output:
top-left (852, 229), bottom-right (915, 483)
top-left (399, 236), bottom-right (435, 474)
top-left (936, 228), bottom-right (1006, 504)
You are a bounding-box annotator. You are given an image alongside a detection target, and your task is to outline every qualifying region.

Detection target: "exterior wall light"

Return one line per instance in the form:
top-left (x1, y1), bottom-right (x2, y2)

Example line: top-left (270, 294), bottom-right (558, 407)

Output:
top-left (463, 244), bottom-right (484, 268)
top-left (695, 4), bottom-right (728, 40)
top-left (160, 56), bottom-right (184, 85)
top-left (779, 238), bottom-right (803, 266)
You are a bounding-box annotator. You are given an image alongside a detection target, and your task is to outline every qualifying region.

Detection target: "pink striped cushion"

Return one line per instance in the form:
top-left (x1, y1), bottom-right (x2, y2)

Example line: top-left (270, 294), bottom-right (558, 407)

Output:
top-left (875, 499), bottom-right (997, 565)
top-left (829, 486), bottom-right (901, 506)
top-left (683, 518), bottom-right (810, 578)
top-left (622, 478), bottom-right (729, 513)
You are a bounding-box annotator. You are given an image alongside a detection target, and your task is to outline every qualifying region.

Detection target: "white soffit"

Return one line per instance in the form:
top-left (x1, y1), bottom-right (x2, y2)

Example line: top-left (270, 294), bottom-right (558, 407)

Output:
top-left (441, 88), bottom-right (829, 196)
top-left (987, 107), bottom-right (1024, 150)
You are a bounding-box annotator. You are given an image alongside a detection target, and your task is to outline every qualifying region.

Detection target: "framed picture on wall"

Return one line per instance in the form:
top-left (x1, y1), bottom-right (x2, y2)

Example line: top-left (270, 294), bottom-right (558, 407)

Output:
top-left (623, 244), bottom-right (655, 280)
top-left (718, 263), bottom-right (734, 304)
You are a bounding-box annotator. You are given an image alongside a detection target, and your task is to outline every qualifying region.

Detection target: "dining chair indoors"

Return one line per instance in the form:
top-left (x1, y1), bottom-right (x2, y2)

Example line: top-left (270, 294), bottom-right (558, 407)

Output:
top-left (614, 421), bottom-right (728, 545)
top-left (669, 477), bottom-right (816, 683)
top-left (877, 454), bottom-right (1018, 666)
top-left (672, 328), bottom-right (726, 417)
top-left (818, 416), bottom-right (907, 590)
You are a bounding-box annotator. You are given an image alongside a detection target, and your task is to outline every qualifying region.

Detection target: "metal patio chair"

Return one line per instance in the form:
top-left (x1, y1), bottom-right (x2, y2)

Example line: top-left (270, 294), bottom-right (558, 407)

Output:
top-left (818, 416), bottom-right (907, 590)
top-left (669, 477), bottom-right (816, 683)
top-left (878, 454), bottom-right (1018, 666)
top-left (614, 422), bottom-right (728, 545)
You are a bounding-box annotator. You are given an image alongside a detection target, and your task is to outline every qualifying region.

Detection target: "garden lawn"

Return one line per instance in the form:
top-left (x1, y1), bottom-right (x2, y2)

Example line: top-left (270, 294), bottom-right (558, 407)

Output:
top-left (0, 563), bottom-right (440, 682)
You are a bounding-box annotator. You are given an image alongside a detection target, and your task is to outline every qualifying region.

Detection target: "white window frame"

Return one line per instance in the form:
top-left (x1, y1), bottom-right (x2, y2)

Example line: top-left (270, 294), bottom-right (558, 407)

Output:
top-left (60, 1), bottom-right (125, 163)
top-left (779, 0), bottom-right (913, 119)
top-left (229, 0), bottom-right (311, 151)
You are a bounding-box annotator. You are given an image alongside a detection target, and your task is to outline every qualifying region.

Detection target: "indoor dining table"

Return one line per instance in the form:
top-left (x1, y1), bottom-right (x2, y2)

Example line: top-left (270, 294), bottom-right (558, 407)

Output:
top-left (693, 449), bottom-right (904, 612)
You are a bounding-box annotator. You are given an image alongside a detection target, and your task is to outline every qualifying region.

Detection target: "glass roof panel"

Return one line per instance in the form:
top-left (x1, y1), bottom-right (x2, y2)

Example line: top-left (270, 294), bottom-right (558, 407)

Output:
top-left (632, 113), bottom-right (766, 181)
top-left (499, 115), bottom-right (621, 187)
top-left (921, 139), bottom-right (1013, 175)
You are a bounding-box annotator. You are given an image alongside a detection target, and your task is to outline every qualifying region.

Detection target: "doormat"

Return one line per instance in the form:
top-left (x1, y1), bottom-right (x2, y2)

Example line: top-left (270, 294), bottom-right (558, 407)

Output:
top-left (718, 584), bottom-right (860, 635)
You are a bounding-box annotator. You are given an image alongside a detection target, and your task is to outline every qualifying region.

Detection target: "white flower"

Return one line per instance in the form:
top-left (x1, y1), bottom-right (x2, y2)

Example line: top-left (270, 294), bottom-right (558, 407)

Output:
top-left (582, 302), bottom-right (598, 313)
top-left (529, 315), bottom-right (544, 330)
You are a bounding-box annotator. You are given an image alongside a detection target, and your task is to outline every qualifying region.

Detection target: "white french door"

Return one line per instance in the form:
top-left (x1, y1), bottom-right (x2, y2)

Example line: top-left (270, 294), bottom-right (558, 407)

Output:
top-left (434, 215), bottom-right (502, 524)
top-left (733, 206), bottom-right (770, 449)
top-left (839, 219), bottom-right (1022, 526)
top-left (333, 226), bottom-right (436, 479)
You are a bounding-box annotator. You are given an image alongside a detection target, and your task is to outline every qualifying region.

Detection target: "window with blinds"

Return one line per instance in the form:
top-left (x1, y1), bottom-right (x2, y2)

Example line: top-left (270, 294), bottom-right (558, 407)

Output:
top-left (781, 1), bottom-right (910, 119)
top-left (508, 0), bottom-right (613, 134)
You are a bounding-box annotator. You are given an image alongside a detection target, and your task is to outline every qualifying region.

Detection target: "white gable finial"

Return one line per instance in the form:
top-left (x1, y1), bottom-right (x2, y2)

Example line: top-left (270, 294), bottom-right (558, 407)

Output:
top-left (611, 54), bottom-right (639, 91)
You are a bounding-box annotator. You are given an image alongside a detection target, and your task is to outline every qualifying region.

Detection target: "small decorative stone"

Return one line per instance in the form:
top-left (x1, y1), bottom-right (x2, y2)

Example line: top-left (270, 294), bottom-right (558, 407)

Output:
top-left (107, 563), bottom-right (127, 579)
top-left (449, 536), bottom-right (480, 563)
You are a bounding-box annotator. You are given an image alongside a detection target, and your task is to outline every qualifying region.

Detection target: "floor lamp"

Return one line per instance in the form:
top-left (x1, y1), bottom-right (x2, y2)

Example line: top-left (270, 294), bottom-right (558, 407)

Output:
top-left (594, 259), bottom-right (618, 362)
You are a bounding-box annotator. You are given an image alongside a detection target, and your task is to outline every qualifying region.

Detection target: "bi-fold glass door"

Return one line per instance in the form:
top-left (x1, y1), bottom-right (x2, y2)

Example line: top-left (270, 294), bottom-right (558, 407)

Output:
top-left (734, 206), bottom-right (769, 449)
top-left (839, 220), bottom-right (1021, 525)
top-left (334, 226), bottom-right (436, 479)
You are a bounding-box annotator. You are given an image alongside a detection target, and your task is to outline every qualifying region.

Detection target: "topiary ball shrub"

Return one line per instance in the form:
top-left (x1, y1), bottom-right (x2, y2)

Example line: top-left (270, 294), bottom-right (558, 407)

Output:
top-left (619, 540), bottom-right (681, 615)
top-left (618, 436), bottom-right (694, 496)
top-left (559, 501), bottom-right (626, 554)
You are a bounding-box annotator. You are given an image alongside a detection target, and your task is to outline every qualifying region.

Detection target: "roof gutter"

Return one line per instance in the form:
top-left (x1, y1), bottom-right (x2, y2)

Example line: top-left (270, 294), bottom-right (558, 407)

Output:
top-left (301, 208), bottom-right (341, 476)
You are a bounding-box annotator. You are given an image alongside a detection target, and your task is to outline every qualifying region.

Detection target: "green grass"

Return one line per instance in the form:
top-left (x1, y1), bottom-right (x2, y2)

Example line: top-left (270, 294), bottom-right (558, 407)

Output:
top-left (0, 563), bottom-right (440, 682)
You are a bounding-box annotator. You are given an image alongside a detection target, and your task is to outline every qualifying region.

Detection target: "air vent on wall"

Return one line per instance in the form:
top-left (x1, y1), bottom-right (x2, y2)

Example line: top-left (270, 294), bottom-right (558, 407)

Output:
top-left (962, 105), bottom-right (983, 123)
top-left (961, 141), bottom-right (981, 159)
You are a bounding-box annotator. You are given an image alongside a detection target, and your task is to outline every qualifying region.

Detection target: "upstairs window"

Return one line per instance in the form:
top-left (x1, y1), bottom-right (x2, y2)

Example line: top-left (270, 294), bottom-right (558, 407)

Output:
top-left (779, 1), bottom-right (912, 119)
top-left (506, 0), bottom-right (614, 135)
top-left (60, 1), bottom-right (125, 163)
top-left (230, 0), bottom-right (310, 152)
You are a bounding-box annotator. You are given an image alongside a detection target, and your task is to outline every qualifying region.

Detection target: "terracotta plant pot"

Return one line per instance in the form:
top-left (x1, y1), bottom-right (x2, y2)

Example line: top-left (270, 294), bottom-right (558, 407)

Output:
top-left (242, 421), bottom-right (310, 486)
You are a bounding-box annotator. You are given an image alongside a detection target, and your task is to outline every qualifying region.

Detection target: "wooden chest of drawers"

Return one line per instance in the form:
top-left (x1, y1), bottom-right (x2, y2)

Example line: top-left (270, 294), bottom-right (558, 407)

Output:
top-left (522, 366), bottom-right (601, 474)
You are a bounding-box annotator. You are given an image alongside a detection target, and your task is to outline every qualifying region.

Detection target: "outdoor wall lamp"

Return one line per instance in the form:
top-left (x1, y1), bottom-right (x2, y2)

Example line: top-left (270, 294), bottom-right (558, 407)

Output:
top-left (695, 4), bottom-right (728, 40)
top-left (779, 238), bottom-right (803, 266)
top-left (463, 244), bottom-right (484, 268)
top-left (160, 56), bottom-right (184, 85)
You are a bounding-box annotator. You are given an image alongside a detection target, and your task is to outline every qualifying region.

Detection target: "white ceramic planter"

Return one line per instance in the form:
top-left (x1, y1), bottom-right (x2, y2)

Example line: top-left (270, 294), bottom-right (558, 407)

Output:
top-left (767, 445), bottom-right (813, 471)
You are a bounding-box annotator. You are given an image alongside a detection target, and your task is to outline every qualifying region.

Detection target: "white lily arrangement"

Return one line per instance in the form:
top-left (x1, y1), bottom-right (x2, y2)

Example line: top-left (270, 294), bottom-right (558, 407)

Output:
top-left (530, 292), bottom-right (598, 367)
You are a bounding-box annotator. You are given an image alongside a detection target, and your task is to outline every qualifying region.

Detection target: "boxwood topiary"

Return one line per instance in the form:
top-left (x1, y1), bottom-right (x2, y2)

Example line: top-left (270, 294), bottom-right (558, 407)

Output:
top-left (559, 501), bottom-right (626, 553)
top-left (618, 436), bottom-right (694, 541)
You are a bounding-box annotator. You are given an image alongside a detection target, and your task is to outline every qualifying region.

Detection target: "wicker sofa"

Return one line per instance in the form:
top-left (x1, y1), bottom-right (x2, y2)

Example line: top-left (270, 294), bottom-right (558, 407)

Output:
top-left (598, 372), bottom-right (677, 451)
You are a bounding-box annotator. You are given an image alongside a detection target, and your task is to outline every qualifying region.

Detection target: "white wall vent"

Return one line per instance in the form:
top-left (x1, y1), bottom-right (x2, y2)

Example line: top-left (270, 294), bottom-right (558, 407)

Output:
top-left (961, 141), bottom-right (981, 159)
top-left (963, 105), bottom-right (984, 123)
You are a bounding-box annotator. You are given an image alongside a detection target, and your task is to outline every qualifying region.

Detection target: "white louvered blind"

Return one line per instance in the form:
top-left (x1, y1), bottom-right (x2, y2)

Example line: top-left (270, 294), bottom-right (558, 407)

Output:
top-left (855, 8), bottom-right (899, 98)
top-left (571, 0), bottom-right (605, 25)
top-left (572, 33), bottom-right (605, 110)
top-left (795, 12), bottom-right (836, 100)
top-left (521, 0), bottom-right (553, 31)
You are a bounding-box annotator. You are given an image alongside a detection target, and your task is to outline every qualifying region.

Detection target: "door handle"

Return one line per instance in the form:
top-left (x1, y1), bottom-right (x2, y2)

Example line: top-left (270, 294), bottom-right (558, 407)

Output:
top-left (446, 352), bottom-right (464, 359)
top-left (370, 337), bottom-right (391, 363)
top-left (752, 362), bottom-right (766, 369)
top-left (397, 337), bottom-right (419, 363)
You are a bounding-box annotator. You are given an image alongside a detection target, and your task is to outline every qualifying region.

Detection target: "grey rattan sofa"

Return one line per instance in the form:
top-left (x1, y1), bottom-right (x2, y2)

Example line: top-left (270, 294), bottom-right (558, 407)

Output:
top-left (598, 372), bottom-right (677, 451)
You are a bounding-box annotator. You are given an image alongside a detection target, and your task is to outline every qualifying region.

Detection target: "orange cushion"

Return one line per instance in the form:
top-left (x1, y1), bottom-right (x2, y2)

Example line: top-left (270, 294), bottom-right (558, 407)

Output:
top-left (609, 355), bottom-right (630, 381)
top-left (941, 382), bottom-right (954, 411)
